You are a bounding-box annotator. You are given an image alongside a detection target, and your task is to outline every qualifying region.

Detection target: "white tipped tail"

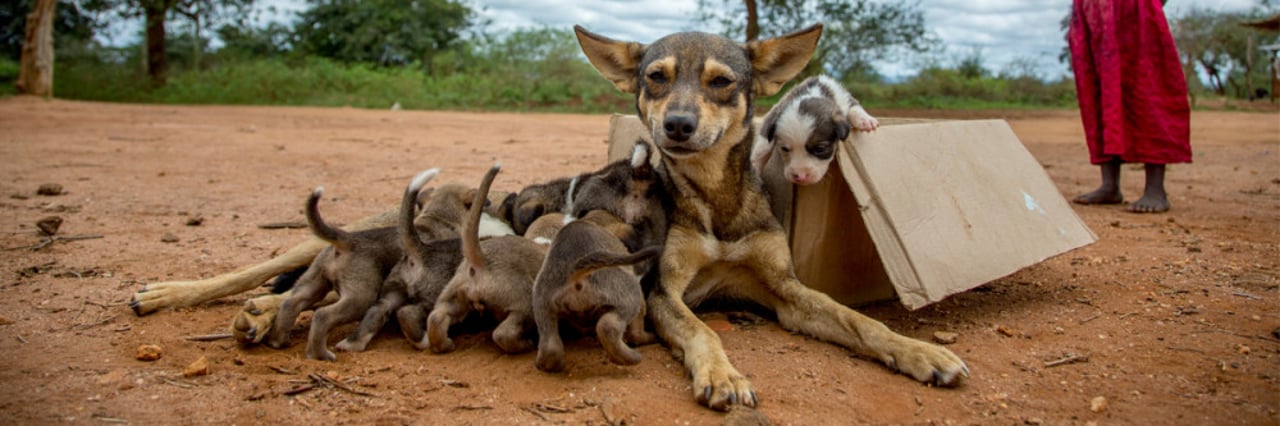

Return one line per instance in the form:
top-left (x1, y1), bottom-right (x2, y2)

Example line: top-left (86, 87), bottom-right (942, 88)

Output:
top-left (409, 168), bottom-right (440, 193)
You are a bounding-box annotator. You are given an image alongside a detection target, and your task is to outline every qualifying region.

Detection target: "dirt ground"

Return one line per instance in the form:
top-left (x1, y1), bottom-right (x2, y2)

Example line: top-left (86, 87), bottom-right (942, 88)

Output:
top-left (0, 96), bottom-right (1276, 425)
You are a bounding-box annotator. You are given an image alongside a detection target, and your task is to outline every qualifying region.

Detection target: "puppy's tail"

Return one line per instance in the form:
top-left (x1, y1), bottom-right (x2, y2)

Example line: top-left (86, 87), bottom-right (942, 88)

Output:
top-left (400, 168), bottom-right (440, 261)
top-left (305, 187), bottom-right (351, 249)
top-left (463, 164), bottom-right (501, 271)
top-left (567, 245), bottom-right (662, 284)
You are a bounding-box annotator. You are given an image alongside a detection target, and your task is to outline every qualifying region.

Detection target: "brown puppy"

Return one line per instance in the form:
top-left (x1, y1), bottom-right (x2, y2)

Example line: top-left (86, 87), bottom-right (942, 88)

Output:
top-left (533, 209), bottom-right (660, 373)
top-left (264, 186), bottom-right (403, 361)
top-left (424, 165), bottom-right (548, 354)
top-left (335, 169), bottom-right (471, 352)
top-left (576, 25), bottom-right (968, 410)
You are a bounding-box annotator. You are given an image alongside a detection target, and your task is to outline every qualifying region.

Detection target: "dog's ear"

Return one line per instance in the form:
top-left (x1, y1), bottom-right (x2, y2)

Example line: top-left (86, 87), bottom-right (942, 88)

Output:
top-left (575, 25), bottom-right (647, 94)
top-left (461, 189), bottom-right (477, 209)
top-left (745, 24), bottom-right (823, 96)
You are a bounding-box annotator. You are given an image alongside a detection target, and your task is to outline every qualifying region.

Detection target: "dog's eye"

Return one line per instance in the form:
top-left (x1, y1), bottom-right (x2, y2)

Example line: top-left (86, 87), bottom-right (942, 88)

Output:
top-left (709, 76), bottom-right (733, 88)
top-left (647, 71), bottom-right (667, 84)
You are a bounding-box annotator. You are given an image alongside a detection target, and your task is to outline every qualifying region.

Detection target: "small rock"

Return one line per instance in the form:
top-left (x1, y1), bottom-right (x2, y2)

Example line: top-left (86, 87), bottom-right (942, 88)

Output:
top-left (933, 331), bottom-right (959, 345)
top-left (185, 216), bottom-right (204, 227)
top-left (160, 233), bottom-right (179, 243)
top-left (36, 183), bottom-right (63, 196)
top-left (996, 325), bottom-right (1017, 337)
top-left (721, 405), bottom-right (772, 426)
top-left (1025, 417), bottom-right (1044, 425)
top-left (1271, 327), bottom-right (1279, 341)
top-left (1089, 396), bottom-right (1107, 413)
top-left (136, 344), bottom-right (163, 361)
top-left (1237, 344), bottom-right (1251, 355)
top-left (232, 357), bottom-right (245, 366)
top-left (36, 216), bottom-right (62, 236)
top-left (184, 356), bottom-right (210, 377)
top-left (0, 315), bottom-right (14, 326)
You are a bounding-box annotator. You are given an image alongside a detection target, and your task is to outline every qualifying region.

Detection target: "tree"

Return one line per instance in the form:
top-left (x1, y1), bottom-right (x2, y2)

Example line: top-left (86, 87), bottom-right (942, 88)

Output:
top-left (2, 0), bottom-right (99, 61)
top-left (1171, 7), bottom-right (1279, 97)
top-left (293, 0), bottom-right (474, 68)
top-left (17, 0), bottom-right (56, 96)
top-left (88, 0), bottom-right (253, 85)
top-left (697, 0), bottom-right (935, 80)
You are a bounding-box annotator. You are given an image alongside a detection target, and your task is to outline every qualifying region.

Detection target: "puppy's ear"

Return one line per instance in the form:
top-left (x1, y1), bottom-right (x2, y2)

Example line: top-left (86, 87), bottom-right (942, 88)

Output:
top-left (746, 24), bottom-right (823, 96)
top-left (833, 112), bottom-right (851, 141)
top-left (496, 193), bottom-right (516, 225)
top-left (575, 25), bottom-right (647, 94)
top-left (461, 189), bottom-right (477, 209)
top-left (415, 187), bottom-right (436, 207)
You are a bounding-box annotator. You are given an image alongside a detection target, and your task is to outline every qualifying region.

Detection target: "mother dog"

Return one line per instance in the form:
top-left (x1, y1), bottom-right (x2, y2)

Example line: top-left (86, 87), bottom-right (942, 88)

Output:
top-left (574, 24), bottom-right (968, 410)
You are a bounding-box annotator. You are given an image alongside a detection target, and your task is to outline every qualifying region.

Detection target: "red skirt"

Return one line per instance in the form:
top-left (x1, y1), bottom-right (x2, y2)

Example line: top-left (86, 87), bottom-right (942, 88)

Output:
top-left (1069, 0), bottom-right (1192, 165)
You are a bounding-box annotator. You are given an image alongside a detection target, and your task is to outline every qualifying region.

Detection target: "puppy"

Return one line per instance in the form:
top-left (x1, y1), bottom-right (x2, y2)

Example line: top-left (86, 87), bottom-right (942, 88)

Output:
top-left (576, 24), bottom-right (967, 410)
top-left (752, 75), bottom-right (879, 185)
top-left (424, 165), bottom-right (548, 354)
top-left (334, 169), bottom-right (469, 352)
top-left (533, 209), bottom-right (660, 372)
top-left (264, 186), bottom-right (403, 361)
top-left (506, 143), bottom-right (660, 238)
top-left (566, 141), bottom-right (668, 256)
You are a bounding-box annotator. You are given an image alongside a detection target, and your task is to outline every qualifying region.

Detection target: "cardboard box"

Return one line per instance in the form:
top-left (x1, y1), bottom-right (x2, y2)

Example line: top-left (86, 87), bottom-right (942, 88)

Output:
top-left (607, 114), bottom-right (1096, 309)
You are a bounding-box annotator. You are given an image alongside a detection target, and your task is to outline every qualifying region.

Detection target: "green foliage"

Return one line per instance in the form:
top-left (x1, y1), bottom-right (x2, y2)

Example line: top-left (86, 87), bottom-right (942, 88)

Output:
top-left (0, 56), bottom-right (19, 96)
top-left (1171, 7), bottom-right (1279, 98)
top-left (696, 0), bottom-right (935, 79)
top-left (293, 0), bottom-right (474, 67)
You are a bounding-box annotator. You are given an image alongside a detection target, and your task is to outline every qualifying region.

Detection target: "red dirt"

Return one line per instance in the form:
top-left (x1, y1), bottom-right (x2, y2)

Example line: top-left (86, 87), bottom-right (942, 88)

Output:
top-left (1, 97), bottom-right (1277, 424)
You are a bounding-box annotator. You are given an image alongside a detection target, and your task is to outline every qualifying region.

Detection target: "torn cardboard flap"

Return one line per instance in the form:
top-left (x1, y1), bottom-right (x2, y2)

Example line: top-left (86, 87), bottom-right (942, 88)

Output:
top-left (606, 114), bottom-right (1096, 309)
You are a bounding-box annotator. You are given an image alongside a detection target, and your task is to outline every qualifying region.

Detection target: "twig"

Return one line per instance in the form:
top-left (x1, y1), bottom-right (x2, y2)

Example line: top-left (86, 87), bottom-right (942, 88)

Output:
top-left (1232, 291), bottom-right (1262, 300)
top-left (1044, 353), bottom-right (1090, 368)
top-left (6, 234), bottom-right (104, 251)
top-left (91, 414), bottom-right (129, 424)
top-left (1167, 346), bottom-right (1206, 354)
top-left (521, 406), bottom-right (550, 421)
top-left (282, 384), bottom-right (315, 396)
top-left (1079, 313), bottom-right (1102, 325)
top-left (268, 366), bottom-right (296, 375)
top-left (15, 335), bottom-right (27, 344)
top-left (163, 379), bottom-right (195, 389)
top-left (184, 333), bottom-right (233, 342)
top-left (452, 404), bottom-right (493, 411)
top-left (309, 373), bottom-right (376, 397)
top-left (257, 221), bottom-right (307, 230)
top-left (1202, 328), bottom-right (1275, 343)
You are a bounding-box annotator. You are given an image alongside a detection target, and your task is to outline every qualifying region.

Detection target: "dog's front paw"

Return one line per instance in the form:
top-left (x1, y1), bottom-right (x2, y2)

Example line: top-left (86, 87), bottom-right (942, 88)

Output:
top-left (231, 294), bottom-right (285, 345)
top-left (692, 362), bottom-right (758, 411)
top-left (334, 338), bottom-right (367, 353)
top-left (880, 338), bottom-right (969, 387)
top-left (129, 280), bottom-right (200, 315)
top-left (307, 346), bottom-right (337, 362)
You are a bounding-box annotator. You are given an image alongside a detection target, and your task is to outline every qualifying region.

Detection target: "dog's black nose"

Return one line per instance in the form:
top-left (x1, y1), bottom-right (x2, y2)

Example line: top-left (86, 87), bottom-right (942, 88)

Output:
top-left (663, 113), bottom-right (697, 142)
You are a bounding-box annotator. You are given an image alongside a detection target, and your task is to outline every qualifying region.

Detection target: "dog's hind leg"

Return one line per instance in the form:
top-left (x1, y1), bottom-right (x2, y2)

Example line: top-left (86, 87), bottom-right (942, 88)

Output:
top-left (336, 288), bottom-right (407, 353)
top-left (265, 270), bottom-right (332, 349)
top-left (129, 208), bottom-right (398, 315)
top-left (306, 290), bottom-right (377, 361)
top-left (596, 310), bottom-right (642, 366)
top-left (396, 304), bottom-right (428, 345)
top-left (741, 232), bottom-right (969, 387)
top-left (491, 311), bottom-right (535, 354)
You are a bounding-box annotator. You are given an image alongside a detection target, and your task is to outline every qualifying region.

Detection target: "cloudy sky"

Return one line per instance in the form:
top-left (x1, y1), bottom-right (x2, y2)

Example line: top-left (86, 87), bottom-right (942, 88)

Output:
top-left (234, 0), bottom-right (1268, 79)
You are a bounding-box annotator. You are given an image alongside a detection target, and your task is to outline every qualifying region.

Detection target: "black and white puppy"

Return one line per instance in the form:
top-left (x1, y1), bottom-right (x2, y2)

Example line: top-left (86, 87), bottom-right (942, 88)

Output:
top-left (751, 75), bottom-right (879, 185)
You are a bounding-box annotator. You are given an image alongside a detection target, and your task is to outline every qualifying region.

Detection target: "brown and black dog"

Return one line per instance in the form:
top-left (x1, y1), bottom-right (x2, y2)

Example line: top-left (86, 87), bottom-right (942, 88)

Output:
top-left (574, 24), bottom-right (968, 410)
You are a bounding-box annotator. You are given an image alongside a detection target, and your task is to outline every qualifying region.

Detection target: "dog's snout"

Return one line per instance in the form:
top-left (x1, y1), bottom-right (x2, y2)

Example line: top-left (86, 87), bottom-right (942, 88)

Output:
top-left (663, 113), bottom-right (697, 142)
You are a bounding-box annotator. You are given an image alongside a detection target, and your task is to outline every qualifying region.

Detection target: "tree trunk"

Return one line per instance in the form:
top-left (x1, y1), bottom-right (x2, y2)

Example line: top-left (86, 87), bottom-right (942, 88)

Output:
top-left (16, 0), bottom-right (57, 97)
top-left (744, 0), bottom-right (759, 42)
top-left (145, 1), bottom-right (169, 85)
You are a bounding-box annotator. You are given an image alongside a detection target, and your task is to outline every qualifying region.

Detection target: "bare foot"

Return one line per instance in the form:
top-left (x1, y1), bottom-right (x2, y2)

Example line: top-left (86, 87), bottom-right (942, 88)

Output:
top-left (1073, 188), bottom-right (1123, 205)
top-left (1127, 193), bottom-right (1170, 213)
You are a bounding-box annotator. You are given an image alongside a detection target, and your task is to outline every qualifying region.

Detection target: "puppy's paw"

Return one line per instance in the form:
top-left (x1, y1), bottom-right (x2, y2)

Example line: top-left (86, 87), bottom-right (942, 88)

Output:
top-left (231, 294), bottom-right (284, 345)
top-left (692, 361), bottom-right (758, 411)
top-left (334, 338), bottom-right (367, 353)
top-left (307, 347), bottom-right (337, 362)
top-left (852, 114), bottom-right (879, 132)
top-left (535, 349), bottom-right (566, 373)
top-left (880, 338), bottom-right (969, 387)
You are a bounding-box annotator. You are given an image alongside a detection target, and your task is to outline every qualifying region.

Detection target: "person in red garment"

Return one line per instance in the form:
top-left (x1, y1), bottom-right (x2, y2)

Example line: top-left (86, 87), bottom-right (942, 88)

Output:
top-left (1068, 0), bottom-right (1192, 213)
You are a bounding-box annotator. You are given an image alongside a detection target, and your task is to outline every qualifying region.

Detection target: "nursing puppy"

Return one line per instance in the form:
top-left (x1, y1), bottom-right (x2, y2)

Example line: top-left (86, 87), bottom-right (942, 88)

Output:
top-left (533, 209), bottom-right (660, 373)
top-left (334, 169), bottom-right (472, 352)
top-left (424, 165), bottom-right (548, 354)
top-left (576, 24), bottom-right (967, 410)
top-left (751, 75), bottom-right (879, 185)
top-left (265, 186), bottom-right (403, 361)
top-left (567, 142), bottom-right (668, 256)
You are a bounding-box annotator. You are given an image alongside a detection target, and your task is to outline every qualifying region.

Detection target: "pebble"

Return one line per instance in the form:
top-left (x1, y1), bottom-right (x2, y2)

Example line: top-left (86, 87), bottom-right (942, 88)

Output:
top-left (160, 233), bottom-right (179, 243)
top-left (136, 344), bottom-right (162, 361)
top-left (184, 356), bottom-right (210, 377)
top-left (1089, 396), bottom-right (1107, 413)
top-left (36, 183), bottom-right (63, 196)
top-left (933, 331), bottom-right (959, 345)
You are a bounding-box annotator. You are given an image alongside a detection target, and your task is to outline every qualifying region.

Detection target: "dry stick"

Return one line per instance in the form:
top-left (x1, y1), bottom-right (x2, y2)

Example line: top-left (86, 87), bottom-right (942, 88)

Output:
top-left (1232, 291), bottom-right (1262, 300)
top-left (522, 406), bottom-right (551, 422)
top-left (1079, 313), bottom-right (1103, 324)
top-left (164, 379), bottom-right (195, 389)
top-left (268, 366), bottom-right (296, 375)
top-left (257, 221), bottom-right (308, 230)
top-left (7, 234), bottom-right (105, 251)
top-left (282, 384), bottom-right (315, 396)
top-left (184, 333), bottom-right (234, 342)
top-left (309, 373), bottom-right (376, 397)
top-left (1044, 354), bottom-right (1090, 368)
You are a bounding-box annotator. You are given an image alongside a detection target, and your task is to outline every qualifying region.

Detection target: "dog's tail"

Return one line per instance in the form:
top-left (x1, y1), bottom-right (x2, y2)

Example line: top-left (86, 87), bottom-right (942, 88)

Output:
top-left (400, 168), bottom-right (440, 261)
top-left (463, 164), bottom-right (501, 271)
top-left (305, 187), bottom-right (351, 249)
top-left (567, 245), bottom-right (662, 284)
